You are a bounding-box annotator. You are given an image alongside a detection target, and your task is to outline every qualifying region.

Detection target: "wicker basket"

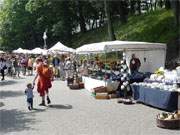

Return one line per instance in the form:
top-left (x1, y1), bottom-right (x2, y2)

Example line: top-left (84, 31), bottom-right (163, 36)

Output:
top-left (79, 82), bottom-right (84, 89)
top-left (67, 77), bottom-right (74, 86)
top-left (93, 86), bottom-right (107, 93)
top-left (69, 84), bottom-right (80, 90)
top-left (156, 115), bottom-right (180, 129)
top-left (95, 93), bottom-right (110, 100)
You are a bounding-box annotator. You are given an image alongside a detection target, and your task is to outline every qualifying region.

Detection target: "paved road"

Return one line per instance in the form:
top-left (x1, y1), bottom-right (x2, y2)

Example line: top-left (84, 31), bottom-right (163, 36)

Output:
top-left (0, 76), bottom-right (180, 135)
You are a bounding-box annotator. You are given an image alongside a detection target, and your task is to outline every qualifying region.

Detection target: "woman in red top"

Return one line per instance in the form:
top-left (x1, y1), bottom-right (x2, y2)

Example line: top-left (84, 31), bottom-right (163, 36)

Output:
top-left (33, 58), bottom-right (53, 106)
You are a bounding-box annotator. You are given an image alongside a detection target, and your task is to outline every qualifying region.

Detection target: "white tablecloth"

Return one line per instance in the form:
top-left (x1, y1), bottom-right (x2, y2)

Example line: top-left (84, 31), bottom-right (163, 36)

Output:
top-left (82, 76), bottom-right (119, 92)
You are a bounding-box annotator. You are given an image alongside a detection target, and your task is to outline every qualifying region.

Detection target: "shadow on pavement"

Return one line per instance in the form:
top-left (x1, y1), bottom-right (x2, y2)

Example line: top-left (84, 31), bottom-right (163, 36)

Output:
top-left (0, 102), bottom-right (5, 107)
top-left (0, 91), bottom-right (24, 99)
top-left (0, 80), bottom-right (17, 86)
top-left (31, 108), bottom-right (47, 112)
top-left (48, 104), bottom-right (73, 109)
top-left (0, 109), bottom-right (37, 133)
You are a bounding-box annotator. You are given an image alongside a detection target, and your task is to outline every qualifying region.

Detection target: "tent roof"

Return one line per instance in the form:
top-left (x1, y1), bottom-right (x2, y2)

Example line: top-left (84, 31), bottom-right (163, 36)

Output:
top-left (13, 48), bottom-right (24, 53)
top-left (23, 49), bottom-right (31, 54)
top-left (31, 48), bottom-right (47, 54)
top-left (49, 42), bottom-right (75, 52)
top-left (0, 50), bottom-right (5, 54)
top-left (76, 40), bottom-right (166, 54)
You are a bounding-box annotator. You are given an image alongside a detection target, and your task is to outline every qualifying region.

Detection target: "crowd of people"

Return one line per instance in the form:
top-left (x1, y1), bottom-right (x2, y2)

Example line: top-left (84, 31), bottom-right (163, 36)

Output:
top-left (0, 53), bottom-right (77, 81)
top-left (0, 52), bottom-right (141, 81)
top-left (0, 52), bottom-right (141, 110)
top-left (0, 53), bottom-right (33, 80)
top-left (0, 53), bottom-right (78, 110)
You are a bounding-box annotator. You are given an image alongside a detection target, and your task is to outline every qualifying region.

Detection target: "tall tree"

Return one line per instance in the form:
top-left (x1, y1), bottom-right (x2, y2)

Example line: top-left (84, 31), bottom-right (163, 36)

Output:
top-left (104, 0), bottom-right (116, 41)
top-left (0, 0), bottom-right (37, 50)
top-left (130, 0), bottom-right (136, 14)
top-left (119, 0), bottom-right (128, 23)
top-left (165, 0), bottom-right (171, 9)
top-left (137, 0), bottom-right (141, 15)
top-left (76, 1), bottom-right (87, 33)
top-left (170, 0), bottom-right (180, 27)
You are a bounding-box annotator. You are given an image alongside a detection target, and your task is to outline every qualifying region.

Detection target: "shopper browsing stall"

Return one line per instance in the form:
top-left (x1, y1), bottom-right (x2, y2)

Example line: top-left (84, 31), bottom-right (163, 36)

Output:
top-left (130, 54), bottom-right (141, 74)
top-left (64, 58), bottom-right (72, 79)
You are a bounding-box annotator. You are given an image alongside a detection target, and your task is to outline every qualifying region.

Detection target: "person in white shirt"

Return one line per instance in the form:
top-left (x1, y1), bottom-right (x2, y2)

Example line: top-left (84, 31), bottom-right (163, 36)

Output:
top-left (64, 58), bottom-right (72, 79)
top-left (25, 83), bottom-right (34, 110)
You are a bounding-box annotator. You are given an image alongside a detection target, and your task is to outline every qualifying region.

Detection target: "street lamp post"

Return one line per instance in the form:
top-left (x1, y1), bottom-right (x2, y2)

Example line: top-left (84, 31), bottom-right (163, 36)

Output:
top-left (43, 29), bottom-right (48, 49)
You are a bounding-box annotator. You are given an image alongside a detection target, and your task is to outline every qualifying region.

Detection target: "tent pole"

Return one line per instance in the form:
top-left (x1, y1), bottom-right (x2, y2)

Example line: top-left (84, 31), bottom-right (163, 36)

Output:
top-left (105, 50), bottom-right (107, 87)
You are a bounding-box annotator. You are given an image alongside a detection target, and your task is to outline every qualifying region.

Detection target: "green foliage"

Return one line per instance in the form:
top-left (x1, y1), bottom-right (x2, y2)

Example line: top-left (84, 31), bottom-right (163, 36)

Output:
top-left (116, 9), bottom-right (177, 43)
top-left (70, 9), bottom-right (178, 48)
top-left (0, 0), bottom-right (178, 51)
top-left (0, 0), bottom-right (35, 50)
top-left (0, 0), bottom-right (78, 50)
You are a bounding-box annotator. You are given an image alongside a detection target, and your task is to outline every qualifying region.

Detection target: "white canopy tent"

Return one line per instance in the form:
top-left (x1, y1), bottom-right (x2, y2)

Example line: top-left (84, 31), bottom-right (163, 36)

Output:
top-left (31, 48), bottom-right (48, 55)
top-left (49, 41), bottom-right (75, 53)
top-left (76, 42), bottom-right (107, 54)
top-left (76, 40), bottom-right (166, 73)
top-left (0, 50), bottom-right (5, 54)
top-left (22, 49), bottom-right (31, 54)
top-left (13, 48), bottom-right (25, 54)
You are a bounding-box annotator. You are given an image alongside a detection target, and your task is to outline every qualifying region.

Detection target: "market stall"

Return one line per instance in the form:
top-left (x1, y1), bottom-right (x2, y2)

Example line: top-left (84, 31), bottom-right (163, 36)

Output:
top-left (76, 40), bottom-right (166, 92)
top-left (31, 47), bottom-right (48, 55)
top-left (131, 68), bottom-right (180, 112)
top-left (0, 50), bottom-right (5, 54)
top-left (49, 41), bottom-right (75, 53)
top-left (13, 48), bottom-right (25, 54)
top-left (82, 76), bottom-right (119, 92)
top-left (131, 70), bottom-right (180, 129)
top-left (131, 85), bottom-right (178, 111)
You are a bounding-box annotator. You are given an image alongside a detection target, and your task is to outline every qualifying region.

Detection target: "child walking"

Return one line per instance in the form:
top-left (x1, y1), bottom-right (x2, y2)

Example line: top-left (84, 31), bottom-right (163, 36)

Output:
top-left (25, 83), bottom-right (34, 110)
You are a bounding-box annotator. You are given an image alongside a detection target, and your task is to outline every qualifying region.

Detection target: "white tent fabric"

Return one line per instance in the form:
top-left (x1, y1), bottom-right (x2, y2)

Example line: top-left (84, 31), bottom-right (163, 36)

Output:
top-left (76, 40), bottom-right (166, 54)
top-left (0, 50), bottom-right (5, 54)
top-left (31, 48), bottom-right (47, 55)
top-left (49, 42), bottom-right (75, 53)
top-left (76, 40), bottom-right (167, 73)
top-left (13, 48), bottom-right (24, 53)
top-left (49, 50), bottom-right (70, 55)
top-left (105, 41), bottom-right (166, 51)
top-left (76, 42), bottom-right (107, 54)
top-left (23, 49), bottom-right (31, 54)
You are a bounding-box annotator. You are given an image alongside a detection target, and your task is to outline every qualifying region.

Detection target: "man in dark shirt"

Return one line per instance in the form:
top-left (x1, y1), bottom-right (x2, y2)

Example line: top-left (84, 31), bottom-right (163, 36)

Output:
top-left (130, 54), bottom-right (141, 74)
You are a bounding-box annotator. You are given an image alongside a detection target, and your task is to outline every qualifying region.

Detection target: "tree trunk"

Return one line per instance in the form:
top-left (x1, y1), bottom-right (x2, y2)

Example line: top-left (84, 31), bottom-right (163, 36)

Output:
top-left (154, 0), bottom-right (157, 10)
top-left (170, 0), bottom-right (180, 56)
top-left (119, 1), bottom-right (128, 23)
top-left (137, 0), bottom-right (141, 15)
top-left (77, 1), bottom-right (86, 33)
top-left (171, 0), bottom-right (180, 27)
top-left (104, 0), bottom-right (116, 41)
top-left (91, 19), bottom-right (95, 29)
top-left (130, 0), bottom-right (136, 14)
top-left (150, 0), bottom-right (153, 11)
top-left (159, 0), bottom-right (163, 8)
top-left (100, 12), bottom-right (105, 27)
top-left (95, 20), bottom-right (98, 28)
top-left (175, 1), bottom-right (180, 57)
top-left (175, 1), bottom-right (180, 28)
top-left (165, 0), bottom-right (171, 9)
